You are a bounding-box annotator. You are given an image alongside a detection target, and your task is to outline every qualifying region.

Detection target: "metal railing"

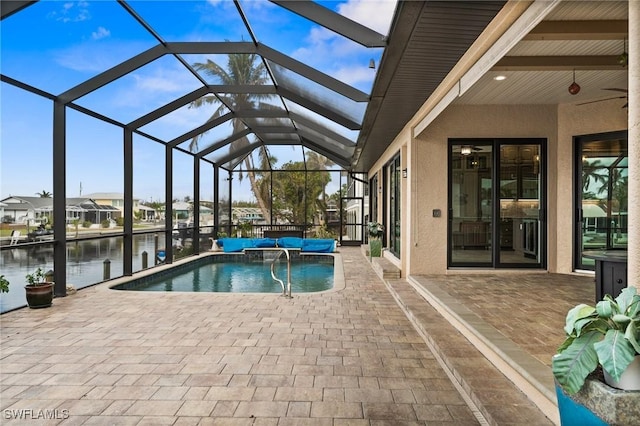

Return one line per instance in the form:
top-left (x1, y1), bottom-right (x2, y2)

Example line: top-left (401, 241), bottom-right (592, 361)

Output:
top-left (267, 248), bottom-right (293, 298)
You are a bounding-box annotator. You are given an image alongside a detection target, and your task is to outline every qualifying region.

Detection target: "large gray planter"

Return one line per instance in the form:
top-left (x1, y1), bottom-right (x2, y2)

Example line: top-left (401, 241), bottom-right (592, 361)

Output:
top-left (559, 375), bottom-right (640, 426)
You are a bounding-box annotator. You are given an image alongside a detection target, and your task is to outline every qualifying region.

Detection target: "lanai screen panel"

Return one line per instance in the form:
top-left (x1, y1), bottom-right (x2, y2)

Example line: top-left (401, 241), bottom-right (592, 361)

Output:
top-left (0, 1), bottom-right (157, 95)
top-left (126, 1), bottom-right (251, 43)
top-left (2, 0), bottom-right (395, 201)
top-left (74, 55), bottom-right (204, 124)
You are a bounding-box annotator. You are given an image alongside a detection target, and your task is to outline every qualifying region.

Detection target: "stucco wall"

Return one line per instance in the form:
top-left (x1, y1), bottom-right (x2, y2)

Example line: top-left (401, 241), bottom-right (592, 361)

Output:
top-left (368, 126), bottom-right (412, 275)
top-left (408, 102), bottom-right (626, 275)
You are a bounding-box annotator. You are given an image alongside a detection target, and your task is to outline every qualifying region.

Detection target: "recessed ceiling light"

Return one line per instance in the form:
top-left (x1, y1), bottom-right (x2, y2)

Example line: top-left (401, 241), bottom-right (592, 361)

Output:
top-left (494, 75), bottom-right (507, 81)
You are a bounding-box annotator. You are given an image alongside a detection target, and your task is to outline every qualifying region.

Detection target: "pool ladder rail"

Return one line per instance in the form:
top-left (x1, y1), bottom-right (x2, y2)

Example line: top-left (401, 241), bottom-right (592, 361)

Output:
top-left (268, 248), bottom-right (293, 298)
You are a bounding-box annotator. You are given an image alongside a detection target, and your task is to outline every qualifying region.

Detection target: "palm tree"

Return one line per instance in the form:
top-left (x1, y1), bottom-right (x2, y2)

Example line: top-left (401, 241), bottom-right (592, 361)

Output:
top-left (581, 159), bottom-right (607, 193)
top-left (306, 151), bottom-right (334, 224)
top-left (597, 166), bottom-right (628, 240)
top-left (36, 190), bottom-right (52, 198)
top-left (188, 53), bottom-right (273, 223)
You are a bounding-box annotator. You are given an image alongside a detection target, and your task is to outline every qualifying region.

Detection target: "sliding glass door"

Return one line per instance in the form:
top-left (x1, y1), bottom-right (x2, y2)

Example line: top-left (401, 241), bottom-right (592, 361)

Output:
top-left (450, 143), bottom-right (493, 266)
top-left (575, 131), bottom-right (628, 270)
top-left (498, 144), bottom-right (543, 266)
top-left (449, 139), bottom-right (546, 268)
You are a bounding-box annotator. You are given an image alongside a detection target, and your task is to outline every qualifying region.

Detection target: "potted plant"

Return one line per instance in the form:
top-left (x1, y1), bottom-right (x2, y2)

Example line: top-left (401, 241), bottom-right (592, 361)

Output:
top-left (367, 222), bottom-right (384, 257)
top-left (24, 267), bottom-right (54, 309)
top-left (0, 274), bottom-right (9, 293)
top-left (552, 286), bottom-right (640, 424)
top-left (238, 221), bottom-right (252, 238)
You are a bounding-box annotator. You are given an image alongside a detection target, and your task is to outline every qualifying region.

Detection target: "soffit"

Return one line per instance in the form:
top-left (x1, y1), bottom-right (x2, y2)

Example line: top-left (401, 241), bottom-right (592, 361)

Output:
top-left (353, 0), bottom-right (507, 172)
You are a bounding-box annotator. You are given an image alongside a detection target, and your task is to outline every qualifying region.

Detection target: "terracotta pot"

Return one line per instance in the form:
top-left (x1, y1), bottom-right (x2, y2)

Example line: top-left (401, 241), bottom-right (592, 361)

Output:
top-left (604, 356), bottom-right (640, 391)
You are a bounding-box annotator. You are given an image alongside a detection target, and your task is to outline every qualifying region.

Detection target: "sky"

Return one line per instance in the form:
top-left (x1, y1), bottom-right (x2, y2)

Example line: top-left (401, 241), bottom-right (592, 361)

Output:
top-left (0, 0), bottom-right (396, 203)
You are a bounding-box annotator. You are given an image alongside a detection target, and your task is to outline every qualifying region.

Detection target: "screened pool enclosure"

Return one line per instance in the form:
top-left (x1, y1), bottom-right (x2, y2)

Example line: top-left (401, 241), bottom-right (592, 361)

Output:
top-left (1, 0), bottom-right (391, 307)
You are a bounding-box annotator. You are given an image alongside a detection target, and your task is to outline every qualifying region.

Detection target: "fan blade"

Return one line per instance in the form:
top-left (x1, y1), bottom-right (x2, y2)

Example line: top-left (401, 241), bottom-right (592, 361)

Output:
top-left (602, 88), bottom-right (628, 93)
top-left (577, 96), bottom-right (626, 106)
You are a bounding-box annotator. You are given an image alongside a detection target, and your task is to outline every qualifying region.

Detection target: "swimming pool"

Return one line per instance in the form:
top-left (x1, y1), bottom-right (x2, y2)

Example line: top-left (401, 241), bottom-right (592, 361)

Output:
top-left (111, 252), bottom-right (337, 293)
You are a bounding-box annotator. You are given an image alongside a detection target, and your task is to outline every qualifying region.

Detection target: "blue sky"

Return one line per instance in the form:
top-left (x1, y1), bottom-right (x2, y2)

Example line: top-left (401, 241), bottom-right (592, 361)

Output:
top-left (1, 0), bottom-right (396, 202)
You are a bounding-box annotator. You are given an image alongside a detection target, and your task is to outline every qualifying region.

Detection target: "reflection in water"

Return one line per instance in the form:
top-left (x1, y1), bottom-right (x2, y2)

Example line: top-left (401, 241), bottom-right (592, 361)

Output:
top-left (193, 268), bottom-right (200, 292)
top-left (0, 234), bottom-right (166, 313)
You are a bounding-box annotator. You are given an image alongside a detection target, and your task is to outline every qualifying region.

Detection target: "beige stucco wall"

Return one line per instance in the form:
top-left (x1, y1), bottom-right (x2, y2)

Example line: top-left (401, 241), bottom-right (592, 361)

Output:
top-left (411, 104), bottom-right (556, 274)
top-left (394, 102), bottom-right (628, 275)
top-left (368, 127), bottom-right (411, 276)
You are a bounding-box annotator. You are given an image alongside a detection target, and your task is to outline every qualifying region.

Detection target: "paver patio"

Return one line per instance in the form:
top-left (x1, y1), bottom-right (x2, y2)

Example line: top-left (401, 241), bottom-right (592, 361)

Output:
top-left (1, 246), bottom-right (592, 425)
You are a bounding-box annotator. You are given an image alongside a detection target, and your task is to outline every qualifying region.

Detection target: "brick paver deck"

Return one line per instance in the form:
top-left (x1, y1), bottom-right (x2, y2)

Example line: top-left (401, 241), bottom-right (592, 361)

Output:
top-left (1, 246), bottom-right (589, 425)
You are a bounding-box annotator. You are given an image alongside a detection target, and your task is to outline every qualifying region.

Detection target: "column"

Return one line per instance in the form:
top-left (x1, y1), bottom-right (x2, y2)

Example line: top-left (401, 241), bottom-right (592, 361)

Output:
top-left (628, 0), bottom-right (639, 289)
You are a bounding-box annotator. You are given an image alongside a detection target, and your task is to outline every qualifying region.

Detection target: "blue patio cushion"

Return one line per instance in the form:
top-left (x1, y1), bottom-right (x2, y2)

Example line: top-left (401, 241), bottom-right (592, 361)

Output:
top-left (302, 239), bottom-right (336, 253)
top-left (220, 238), bottom-right (255, 252)
top-left (253, 238), bottom-right (277, 248)
top-left (219, 238), bottom-right (277, 252)
top-left (277, 237), bottom-right (304, 248)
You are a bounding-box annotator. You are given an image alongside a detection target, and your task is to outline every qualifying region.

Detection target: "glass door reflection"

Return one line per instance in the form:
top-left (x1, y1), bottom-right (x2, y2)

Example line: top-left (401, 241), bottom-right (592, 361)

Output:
top-left (498, 144), bottom-right (541, 265)
top-left (576, 133), bottom-right (628, 270)
top-left (450, 144), bottom-right (493, 266)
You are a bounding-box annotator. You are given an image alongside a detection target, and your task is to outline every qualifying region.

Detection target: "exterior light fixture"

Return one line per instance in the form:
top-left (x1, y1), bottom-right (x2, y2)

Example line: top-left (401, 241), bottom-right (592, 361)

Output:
top-left (460, 146), bottom-right (472, 156)
top-left (619, 38), bottom-right (628, 67)
top-left (402, 168), bottom-right (408, 178)
top-left (568, 70), bottom-right (581, 95)
top-left (369, 59), bottom-right (375, 69)
top-left (493, 75), bottom-right (506, 81)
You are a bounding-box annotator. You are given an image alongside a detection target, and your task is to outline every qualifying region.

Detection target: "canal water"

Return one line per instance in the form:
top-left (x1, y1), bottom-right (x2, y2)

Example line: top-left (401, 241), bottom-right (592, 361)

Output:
top-left (0, 233), bottom-right (167, 313)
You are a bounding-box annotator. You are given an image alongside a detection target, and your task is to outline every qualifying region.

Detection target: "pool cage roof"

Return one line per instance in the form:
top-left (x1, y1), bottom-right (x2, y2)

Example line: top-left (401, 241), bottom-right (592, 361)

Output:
top-left (1, 0), bottom-right (393, 172)
top-left (1, 0), bottom-right (508, 173)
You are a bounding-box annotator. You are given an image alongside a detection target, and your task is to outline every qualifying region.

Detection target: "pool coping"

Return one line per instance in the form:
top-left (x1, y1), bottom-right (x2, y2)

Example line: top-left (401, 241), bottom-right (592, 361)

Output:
top-left (103, 250), bottom-right (345, 296)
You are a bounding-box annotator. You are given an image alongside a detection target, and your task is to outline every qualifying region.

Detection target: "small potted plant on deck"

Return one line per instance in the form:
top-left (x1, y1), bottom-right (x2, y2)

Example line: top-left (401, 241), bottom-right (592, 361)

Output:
top-left (24, 267), bottom-right (54, 309)
top-left (367, 222), bottom-right (384, 258)
top-left (552, 286), bottom-right (640, 425)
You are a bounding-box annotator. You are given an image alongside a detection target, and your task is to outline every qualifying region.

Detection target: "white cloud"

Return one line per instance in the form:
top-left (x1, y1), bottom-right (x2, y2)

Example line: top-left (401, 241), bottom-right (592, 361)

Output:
top-left (109, 62), bottom-right (202, 110)
top-left (50, 1), bottom-right (91, 23)
top-left (133, 70), bottom-right (190, 94)
top-left (337, 0), bottom-right (397, 35)
top-left (286, 0), bottom-right (395, 89)
top-left (334, 65), bottom-right (376, 88)
top-left (53, 40), bottom-right (151, 73)
top-left (92, 26), bottom-right (110, 40)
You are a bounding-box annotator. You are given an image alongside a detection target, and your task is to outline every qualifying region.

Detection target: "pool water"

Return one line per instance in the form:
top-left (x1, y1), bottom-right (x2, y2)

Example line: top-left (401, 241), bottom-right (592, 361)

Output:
top-left (114, 256), bottom-right (334, 293)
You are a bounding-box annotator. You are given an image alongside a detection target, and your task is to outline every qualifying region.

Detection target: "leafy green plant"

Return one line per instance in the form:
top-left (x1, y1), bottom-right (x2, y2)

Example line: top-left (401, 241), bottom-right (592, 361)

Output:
top-left (367, 222), bottom-right (384, 238)
top-left (237, 221), bottom-right (252, 237)
top-left (0, 275), bottom-right (9, 293)
top-left (552, 287), bottom-right (640, 394)
top-left (25, 267), bottom-right (47, 286)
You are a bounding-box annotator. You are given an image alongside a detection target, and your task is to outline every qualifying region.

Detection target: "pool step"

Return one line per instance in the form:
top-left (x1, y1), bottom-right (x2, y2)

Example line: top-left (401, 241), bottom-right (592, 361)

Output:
top-left (371, 256), bottom-right (401, 280)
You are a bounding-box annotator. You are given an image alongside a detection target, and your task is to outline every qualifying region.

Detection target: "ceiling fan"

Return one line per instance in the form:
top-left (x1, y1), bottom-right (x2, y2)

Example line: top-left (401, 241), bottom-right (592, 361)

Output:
top-left (577, 88), bottom-right (628, 108)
